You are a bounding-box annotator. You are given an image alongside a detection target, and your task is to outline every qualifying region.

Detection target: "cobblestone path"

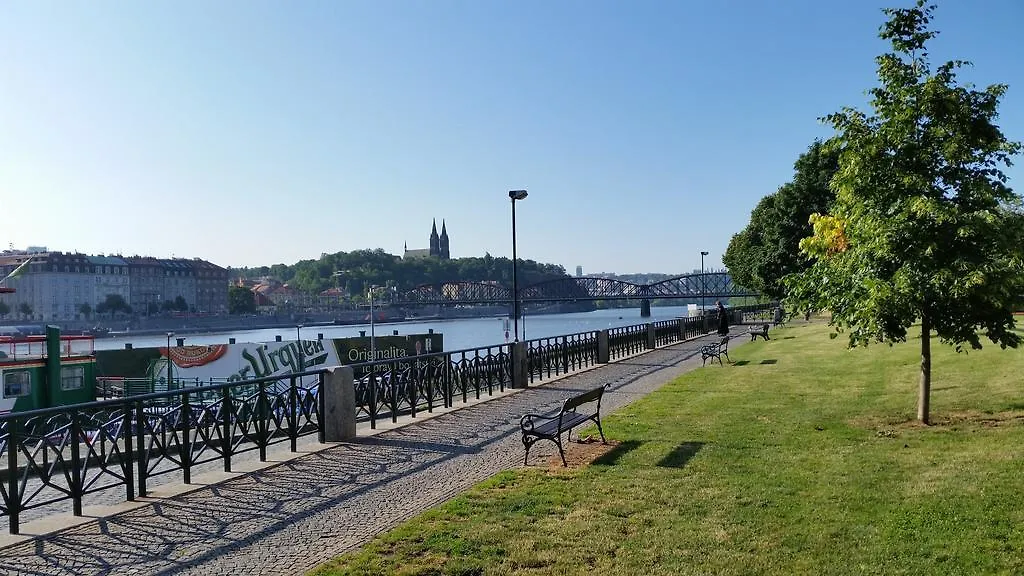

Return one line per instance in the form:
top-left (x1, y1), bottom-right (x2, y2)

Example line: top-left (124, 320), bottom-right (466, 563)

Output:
top-left (0, 337), bottom-right (719, 576)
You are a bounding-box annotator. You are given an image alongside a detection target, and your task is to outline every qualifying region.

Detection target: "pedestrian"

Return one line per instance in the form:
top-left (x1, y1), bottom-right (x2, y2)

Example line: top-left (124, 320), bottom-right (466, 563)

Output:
top-left (716, 300), bottom-right (729, 336)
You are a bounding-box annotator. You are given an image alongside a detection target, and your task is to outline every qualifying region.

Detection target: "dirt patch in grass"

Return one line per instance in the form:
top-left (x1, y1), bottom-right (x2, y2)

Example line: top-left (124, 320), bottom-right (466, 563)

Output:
top-left (524, 437), bottom-right (622, 471)
top-left (851, 409), bottom-right (1024, 435)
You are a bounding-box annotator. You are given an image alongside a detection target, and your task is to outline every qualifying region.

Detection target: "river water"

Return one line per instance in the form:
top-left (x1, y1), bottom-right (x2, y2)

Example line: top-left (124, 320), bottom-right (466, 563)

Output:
top-left (94, 305), bottom-right (700, 352)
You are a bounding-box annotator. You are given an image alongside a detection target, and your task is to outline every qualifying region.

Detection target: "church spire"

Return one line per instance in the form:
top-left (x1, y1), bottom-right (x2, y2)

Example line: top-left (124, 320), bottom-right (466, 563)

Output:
top-left (429, 219), bottom-right (440, 257)
top-left (439, 219), bottom-right (450, 260)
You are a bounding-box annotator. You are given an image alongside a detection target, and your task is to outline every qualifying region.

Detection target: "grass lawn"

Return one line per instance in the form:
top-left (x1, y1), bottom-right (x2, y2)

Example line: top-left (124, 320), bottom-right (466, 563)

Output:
top-left (310, 322), bottom-right (1024, 576)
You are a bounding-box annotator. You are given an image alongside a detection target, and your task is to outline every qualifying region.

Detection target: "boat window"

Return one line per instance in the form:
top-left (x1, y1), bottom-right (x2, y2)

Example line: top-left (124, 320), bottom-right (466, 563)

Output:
top-left (61, 365), bottom-right (85, 391)
top-left (3, 371), bottom-right (32, 398)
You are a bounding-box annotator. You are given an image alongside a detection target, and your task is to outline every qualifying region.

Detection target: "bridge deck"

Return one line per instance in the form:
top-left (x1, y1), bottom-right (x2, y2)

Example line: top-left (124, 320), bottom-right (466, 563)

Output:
top-left (0, 334), bottom-right (732, 575)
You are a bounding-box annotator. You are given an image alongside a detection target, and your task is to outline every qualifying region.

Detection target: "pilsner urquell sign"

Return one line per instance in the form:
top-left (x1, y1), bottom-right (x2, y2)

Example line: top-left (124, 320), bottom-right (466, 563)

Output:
top-left (95, 333), bottom-right (444, 383)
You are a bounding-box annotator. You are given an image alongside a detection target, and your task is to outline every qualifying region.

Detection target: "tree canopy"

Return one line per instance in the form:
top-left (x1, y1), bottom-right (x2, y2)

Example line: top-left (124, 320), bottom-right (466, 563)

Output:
top-left (786, 0), bottom-right (1024, 424)
top-left (723, 140), bottom-right (839, 299)
top-left (232, 249), bottom-right (572, 295)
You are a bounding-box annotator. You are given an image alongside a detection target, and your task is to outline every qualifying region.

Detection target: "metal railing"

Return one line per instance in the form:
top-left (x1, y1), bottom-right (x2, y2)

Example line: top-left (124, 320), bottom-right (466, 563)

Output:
top-left (524, 331), bottom-right (599, 384)
top-left (0, 370), bottom-right (326, 534)
top-left (354, 345), bottom-right (510, 429)
top-left (608, 324), bottom-right (647, 359)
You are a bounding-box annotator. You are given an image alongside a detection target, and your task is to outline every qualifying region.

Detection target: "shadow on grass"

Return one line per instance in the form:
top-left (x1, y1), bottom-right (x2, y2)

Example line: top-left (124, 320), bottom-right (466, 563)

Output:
top-left (760, 359), bottom-right (778, 365)
top-left (656, 442), bottom-right (704, 469)
top-left (732, 360), bottom-right (750, 366)
top-left (1005, 402), bottom-right (1024, 411)
top-left (592, 440), bottom-right (643, 466)
top-left (781, 336), bottom-right (796, 340)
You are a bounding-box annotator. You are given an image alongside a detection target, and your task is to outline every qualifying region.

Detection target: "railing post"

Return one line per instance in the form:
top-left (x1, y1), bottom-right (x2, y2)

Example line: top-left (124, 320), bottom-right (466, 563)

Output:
top-left (135, 401), bottom-right (148, 497)
top-left (122, 408), bottom-right (135, 501)
top-left (257, 381), bottom-right (268, 462)
top-left (181, 391), bottom-right (192, 484)
top-left (510, 341), bottom-right (529, 388)
top-left (317, 371), bottom-right (327, 443)
top-left (597, 330), bottom-right (610, 363)
top-left (322, 366), bottom-right (357, 442)
top-left (8, 419), bottom-right (20, 534)
top-left (222, 386), bottom-right (233, 472)
top-left (289, 375), bottom-right (299, 452)
top-left (646, 323), bottom-right (656, 350)
top-left (70, 415), bottom-right (83, 516)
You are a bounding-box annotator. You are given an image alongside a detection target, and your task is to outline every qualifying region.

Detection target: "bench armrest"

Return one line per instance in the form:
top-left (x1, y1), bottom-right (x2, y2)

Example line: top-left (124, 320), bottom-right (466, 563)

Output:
top-left (520, 413), bottom-right (555, 432)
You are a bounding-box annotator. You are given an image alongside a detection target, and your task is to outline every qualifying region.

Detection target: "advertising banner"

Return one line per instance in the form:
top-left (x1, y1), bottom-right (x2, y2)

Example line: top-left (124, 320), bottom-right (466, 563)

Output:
top-left (94, 333), bottom-right (444, 384)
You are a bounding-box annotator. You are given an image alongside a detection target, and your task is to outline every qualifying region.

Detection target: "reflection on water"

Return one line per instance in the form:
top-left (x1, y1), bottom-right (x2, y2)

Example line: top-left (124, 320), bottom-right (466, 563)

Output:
top-left (95, 306), bottom-right (700, 352)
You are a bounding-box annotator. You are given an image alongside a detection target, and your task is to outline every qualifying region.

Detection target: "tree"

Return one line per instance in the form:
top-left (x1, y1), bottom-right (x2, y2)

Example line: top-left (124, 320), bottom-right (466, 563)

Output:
top-left (79, 303), bottom-right (92, 320)
top-left (18, 302), bottom-right (32, 320)
top-left (173, 296), bottom-right (188, 312)
top-left (786, 0), bottom-right (1023, 424)
top-left (228, 285), bottom-right (256, 314)
top-left (724, 140), bottom-right (839, 299)
top-left (0, 301), bottom-right (9, 319)
top-left (97, 294), bottom-right (129, 318)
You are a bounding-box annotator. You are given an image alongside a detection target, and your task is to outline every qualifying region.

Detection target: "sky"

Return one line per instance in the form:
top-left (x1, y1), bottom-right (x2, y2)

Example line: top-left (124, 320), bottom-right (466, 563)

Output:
top-left (1, 0), bottom-right (1022, 275)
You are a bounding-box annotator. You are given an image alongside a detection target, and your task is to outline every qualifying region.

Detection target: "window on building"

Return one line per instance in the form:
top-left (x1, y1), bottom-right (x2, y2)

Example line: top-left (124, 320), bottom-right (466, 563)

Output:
top-left (60, 365), bottom-right (85, 391)
top-left (3, 371), bottom-right (32, 398)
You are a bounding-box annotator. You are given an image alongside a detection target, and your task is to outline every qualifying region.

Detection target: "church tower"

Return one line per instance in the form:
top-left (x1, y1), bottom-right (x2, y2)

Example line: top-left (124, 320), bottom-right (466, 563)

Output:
top-left (439, 220), bottom-right (450, 260)
top-left (429, 219), bottom-right (440, 257)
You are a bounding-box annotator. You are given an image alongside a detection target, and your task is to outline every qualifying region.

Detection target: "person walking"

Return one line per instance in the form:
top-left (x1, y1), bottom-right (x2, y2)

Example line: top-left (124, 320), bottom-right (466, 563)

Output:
top-left (716, 300), bottom-right (729, 336)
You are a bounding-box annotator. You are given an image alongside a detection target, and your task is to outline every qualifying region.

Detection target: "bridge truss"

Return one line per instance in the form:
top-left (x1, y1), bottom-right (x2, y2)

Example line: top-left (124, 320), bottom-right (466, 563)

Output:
top-left (392, 273), bottom-right (757, 306)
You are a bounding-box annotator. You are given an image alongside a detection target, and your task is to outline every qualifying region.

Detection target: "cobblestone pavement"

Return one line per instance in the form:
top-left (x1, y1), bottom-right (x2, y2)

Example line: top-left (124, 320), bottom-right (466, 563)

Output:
top-left (0, 336), bottom-right (724, 576)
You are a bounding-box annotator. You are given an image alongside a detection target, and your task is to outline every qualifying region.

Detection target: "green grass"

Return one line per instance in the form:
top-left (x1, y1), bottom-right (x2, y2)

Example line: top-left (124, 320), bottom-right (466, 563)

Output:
top-left (310, 323), bottom-right (1024, 576)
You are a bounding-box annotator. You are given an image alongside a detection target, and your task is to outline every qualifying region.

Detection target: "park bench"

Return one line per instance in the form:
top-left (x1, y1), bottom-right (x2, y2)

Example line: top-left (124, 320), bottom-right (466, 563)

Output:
top-left (748, 323), bottom-right (770, 341)
top-left (520, 385), bottom-right (607, 466)
top-left (700, 336), bottom-right (731, 366)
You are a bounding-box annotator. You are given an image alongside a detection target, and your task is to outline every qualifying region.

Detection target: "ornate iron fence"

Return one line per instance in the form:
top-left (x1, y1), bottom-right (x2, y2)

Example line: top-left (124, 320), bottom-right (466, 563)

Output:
top-left (0, 370), bottom-right (326, 535)
top-left (354, 345), bottom-right (511, 429)
top-left (524, 331), bottom-right (599, 384)
top-left (608, 324), bottom-right (647, 359)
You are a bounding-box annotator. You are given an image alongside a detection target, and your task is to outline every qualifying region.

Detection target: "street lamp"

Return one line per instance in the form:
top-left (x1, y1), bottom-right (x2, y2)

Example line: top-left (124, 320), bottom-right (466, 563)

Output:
top-left (509, 190), bottom-right (528, 342)
top-left (700, 251), bottom-right (709, 315)
top-left (166, 331), bottom-right (175, 384)
top-left (296, 324), bottom-right (303, 374)
top-left (368, 285), bottom-right (379, 362)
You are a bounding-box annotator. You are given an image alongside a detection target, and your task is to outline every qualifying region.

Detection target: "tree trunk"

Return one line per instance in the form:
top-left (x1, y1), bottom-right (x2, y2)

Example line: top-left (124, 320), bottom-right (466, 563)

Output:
top-left (918, 312), bottom-right (931, 424)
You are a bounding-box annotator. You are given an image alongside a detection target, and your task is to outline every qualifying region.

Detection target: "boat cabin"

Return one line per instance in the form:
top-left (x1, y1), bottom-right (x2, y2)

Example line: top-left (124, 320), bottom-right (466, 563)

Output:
top-left (0, 326), bottom-right (97, 414)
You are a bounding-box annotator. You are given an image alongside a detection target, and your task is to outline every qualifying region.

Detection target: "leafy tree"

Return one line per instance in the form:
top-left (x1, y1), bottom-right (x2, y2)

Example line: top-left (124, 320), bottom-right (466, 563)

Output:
top-left (147, 302), bottom-right (160, 315)
top-left (174, 296), bottom-right (188, 312)
top-left (228, 285), bottom-right (256, 314)
top-left (18, 302), bottom-right (32, 320)
top-left (724, 141), bottom-right (839, 299)
top-left (786, 0), bottom-right (1023, 424)
top-left (79, 302), bottom-right (92, 319)
top-left (97, 294), bottom-right (129, 318)
top-left (0, 300), bottom-right (9, 319)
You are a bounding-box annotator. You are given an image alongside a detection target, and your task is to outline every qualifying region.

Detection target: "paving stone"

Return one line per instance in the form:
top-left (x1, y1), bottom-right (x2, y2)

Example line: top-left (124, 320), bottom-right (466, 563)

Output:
top-left (0, 335), bottom-right (735, 576)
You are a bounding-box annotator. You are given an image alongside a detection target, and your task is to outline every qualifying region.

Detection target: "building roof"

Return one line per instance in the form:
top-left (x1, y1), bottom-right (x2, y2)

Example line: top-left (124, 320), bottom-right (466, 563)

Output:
top-left (403, 248), bottom-right (431, 259)
top-left (87, 255), bottom-right (127, 266)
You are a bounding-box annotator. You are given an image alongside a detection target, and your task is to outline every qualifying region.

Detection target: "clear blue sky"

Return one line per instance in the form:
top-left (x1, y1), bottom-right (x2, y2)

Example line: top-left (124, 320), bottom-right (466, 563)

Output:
top-left (1, 1), bottom-right (1021, 275)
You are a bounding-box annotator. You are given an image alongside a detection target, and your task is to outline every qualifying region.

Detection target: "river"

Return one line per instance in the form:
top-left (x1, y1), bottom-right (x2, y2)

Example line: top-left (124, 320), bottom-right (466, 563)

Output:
top-left (93, 305), bottom-right (701, 352)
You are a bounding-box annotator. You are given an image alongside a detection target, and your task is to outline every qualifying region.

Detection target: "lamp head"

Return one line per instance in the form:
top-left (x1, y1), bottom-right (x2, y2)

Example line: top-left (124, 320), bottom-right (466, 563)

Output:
top-left (509, 190), bottom-right (528, 201)
top-left (700, 251), bottom-right (709, 256)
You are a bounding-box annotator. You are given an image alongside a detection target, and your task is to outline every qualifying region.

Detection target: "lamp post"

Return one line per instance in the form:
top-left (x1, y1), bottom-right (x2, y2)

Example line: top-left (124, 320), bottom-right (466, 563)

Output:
top-left (368, 285), bottom-right (379, 362)
top-left (700, 251), bottom-right (709, 315)
top-left (296, 324), bottom-right (303, 374)
top-left (509, 190), bottom-right (528, 342)
top-left (165, 331), bottom-right (174, 384)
